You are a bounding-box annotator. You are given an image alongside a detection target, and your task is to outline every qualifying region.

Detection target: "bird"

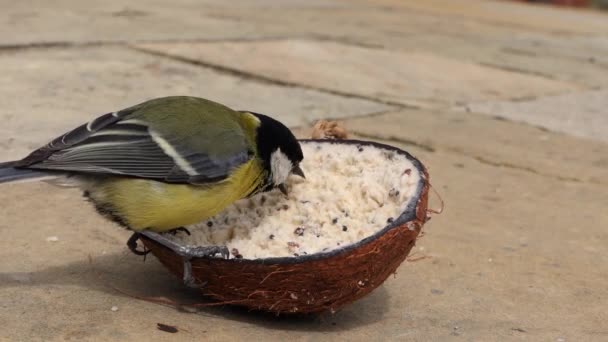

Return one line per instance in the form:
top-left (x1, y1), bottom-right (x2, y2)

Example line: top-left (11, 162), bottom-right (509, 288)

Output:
top-left (0, 96), bottom-right (305, 256)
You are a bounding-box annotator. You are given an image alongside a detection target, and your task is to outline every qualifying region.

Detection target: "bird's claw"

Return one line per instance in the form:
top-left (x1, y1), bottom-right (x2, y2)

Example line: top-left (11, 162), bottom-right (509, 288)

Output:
top-left (127, 232), bottom-right (150, 256)
top-left (187, 245), bottom-right (230, 259)
top-left (182, 259), bottom-right (208, 288)
top-left (168, 227), bottom-right (191, 236)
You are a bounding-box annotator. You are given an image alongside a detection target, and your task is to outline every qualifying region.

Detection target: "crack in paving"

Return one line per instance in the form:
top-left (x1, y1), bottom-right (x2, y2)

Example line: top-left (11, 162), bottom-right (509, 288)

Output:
top-left (500, 47), bottom-right (608, 70)
top-left (0, 37), bottom-right (417, 109)
top-left (477, 62), bottom-right (564, 82)
top-left (0, 41), bottom-right (105, 52)
top-left (0, 34), bottom-right (407, 61)
top-left (352, 131), bottom-right (605, 186)
top-left (129, 45), bottom-right (417, 109)
top-left (0, 37), bottom-right (297, 52)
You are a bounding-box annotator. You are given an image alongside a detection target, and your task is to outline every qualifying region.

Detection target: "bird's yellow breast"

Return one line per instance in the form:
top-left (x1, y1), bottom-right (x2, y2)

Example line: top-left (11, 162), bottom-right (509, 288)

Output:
top-left (89, 159), bottom-right (264, 232)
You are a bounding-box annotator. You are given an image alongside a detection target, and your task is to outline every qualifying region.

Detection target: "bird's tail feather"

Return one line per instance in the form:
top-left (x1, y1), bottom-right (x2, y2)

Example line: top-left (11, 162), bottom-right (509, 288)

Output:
top-left (0, 163), bottom-right (57, 184)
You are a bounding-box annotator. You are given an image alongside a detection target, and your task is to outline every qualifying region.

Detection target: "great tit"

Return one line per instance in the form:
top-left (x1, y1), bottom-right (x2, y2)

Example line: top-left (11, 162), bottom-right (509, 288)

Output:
top-left (0, 96), bottom-right (305, 255)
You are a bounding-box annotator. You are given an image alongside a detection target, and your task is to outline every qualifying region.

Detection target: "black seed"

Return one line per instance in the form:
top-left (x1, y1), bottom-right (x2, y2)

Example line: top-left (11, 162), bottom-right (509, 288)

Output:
top-left (282, 204), bottom-right (289, 210)
top-left (389, 188), bottom-right (400, 197)
top-left (357, 145), bottom-right (364, 152)
top-left (294, 227), bottom-right (305, 236)
top-left (293, 253), bottom-right (299, 257)
top-left (224, 217), bottom-right (229, 224)
top-left (316, 234), bottom-right (320, 238)
top-left (269, 234), bottom-right (275, 240)
top-left (157, 323), bottom-right (178, 334)
top-left (332, 218), bottom-right (338, 224)
top-left (207, 221), bottom-right (213, 227)
top-left (387, 217), bottom-right (394, 223)
top-left (260, 196), bottom-right (267, 205)
top-left (337, 242), bottom-right (341, 246)
top-left (342, 225), bottom-right (348, 232)
top-left (303, 252), bottom-right (308, 255)
top-left (231, 248), bottom-right (242, 259)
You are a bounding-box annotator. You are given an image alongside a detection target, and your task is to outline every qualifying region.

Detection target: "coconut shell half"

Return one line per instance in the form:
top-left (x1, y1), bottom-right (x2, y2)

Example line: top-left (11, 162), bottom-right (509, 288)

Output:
top-left (140, 139), bottom-right (429, 314)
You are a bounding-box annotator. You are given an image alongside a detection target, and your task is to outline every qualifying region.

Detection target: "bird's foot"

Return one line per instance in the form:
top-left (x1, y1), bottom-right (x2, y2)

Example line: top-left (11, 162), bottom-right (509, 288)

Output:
top-left (168, 227), bottom-right (191, 236)
top-left (186, 245), bottom-right (230, 259)
top-left (127, 232), bottom-right (150, 256)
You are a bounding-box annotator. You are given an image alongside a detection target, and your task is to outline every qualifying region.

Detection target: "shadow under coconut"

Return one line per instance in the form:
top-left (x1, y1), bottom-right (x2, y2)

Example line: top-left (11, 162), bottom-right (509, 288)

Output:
top-left (0, 251), bottom-right (390, 331)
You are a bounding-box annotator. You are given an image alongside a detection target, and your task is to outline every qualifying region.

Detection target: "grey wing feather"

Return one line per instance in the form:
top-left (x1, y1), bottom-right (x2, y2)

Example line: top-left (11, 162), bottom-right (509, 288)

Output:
top-left (14, 110), bottom-right (251, 184)
top-left (162, 137), bottom-right (252, 184)
top-left (0, 166), bottom-right (53, 184)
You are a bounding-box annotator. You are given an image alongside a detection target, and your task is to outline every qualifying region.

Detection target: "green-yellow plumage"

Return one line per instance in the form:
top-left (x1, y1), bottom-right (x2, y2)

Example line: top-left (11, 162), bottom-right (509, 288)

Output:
top-left (82, 97), bottom-right (268, 231)
top-left (88, 157), bottom-right (264, 231)
top-left (1, 96), bottom-right (305, 239)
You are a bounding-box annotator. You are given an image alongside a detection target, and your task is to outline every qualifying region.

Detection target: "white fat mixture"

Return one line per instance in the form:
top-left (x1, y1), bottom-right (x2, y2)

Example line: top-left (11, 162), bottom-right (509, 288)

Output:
top-left (169, 141), bottom-right (421, 259)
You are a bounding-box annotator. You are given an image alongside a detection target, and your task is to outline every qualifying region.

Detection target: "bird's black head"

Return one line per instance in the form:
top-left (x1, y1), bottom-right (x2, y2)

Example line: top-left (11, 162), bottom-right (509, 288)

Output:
top-left (250, 112), bottom-right (304, 193)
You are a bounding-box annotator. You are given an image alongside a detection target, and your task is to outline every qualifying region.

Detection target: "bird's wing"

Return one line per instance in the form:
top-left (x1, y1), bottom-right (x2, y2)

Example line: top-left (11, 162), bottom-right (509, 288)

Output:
top-left (14, 100), bottom-right (253, 184)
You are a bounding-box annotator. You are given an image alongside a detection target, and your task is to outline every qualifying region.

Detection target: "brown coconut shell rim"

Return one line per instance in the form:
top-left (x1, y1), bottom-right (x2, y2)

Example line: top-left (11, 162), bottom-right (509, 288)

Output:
top-left (141, 139), bottom-right (427, 266)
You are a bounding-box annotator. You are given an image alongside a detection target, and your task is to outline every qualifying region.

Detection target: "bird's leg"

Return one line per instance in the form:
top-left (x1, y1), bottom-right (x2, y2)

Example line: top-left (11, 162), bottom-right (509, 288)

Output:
top-left (168, 227), bottom-right (191, 236)
top-left (127, 232), bottom-right (150, 256)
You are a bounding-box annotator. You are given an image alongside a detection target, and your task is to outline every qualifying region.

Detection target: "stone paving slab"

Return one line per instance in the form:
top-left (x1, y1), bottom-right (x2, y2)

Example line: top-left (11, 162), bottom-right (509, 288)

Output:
top-left (345, 109), bottom-right (608, 185)
top-left (385, 0), bottom-right (608, 34)
top-left (344, 33), bottom-right (608, 88)
top-left (0, 1), bottom-right (274, 46)
top-left (135, 39), bottom-right (579, 108)
top-left (500, 35), bottom-right (608, 67)
top-left (0, 0), bottom-right (393, 46)
top-left (461, 89), bottom-right (608, 143)
top-left (0, 46), bottom-right (389, 160)
top-left (198, 5), bottom-right (608, 88)
top-left (4, 0), bottom-right (608, 47)
top-left (0, 0), bottom-right (607, 340)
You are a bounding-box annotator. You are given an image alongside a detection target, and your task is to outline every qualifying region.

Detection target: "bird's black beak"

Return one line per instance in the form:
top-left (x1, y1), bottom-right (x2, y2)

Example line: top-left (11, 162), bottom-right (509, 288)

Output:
top-left (292, 164), bottom-right (306, 179)
top-left (278, 183), bottom-right (288, 196)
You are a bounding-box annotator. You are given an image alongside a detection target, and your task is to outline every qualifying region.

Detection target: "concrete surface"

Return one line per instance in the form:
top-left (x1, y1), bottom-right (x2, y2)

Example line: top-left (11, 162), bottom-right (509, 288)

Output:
top-left (135, 39), bottom-right (578, 107)
top-left (1, 0), bottom-right (607, 341)
top-left (0, 46), bottom-right (388, 160)
top-left (462, 89), bottom-right (608, 143)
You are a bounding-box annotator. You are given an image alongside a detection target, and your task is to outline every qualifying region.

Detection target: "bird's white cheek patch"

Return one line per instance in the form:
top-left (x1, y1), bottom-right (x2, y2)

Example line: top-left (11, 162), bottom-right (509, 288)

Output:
top-left (270, 148), bottom-right (293, 185)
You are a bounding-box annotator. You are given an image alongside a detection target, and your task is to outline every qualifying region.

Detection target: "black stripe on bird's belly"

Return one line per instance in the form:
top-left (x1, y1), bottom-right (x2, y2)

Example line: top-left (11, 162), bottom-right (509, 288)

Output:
top-left (82, 190), bottom-right (130, 229)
